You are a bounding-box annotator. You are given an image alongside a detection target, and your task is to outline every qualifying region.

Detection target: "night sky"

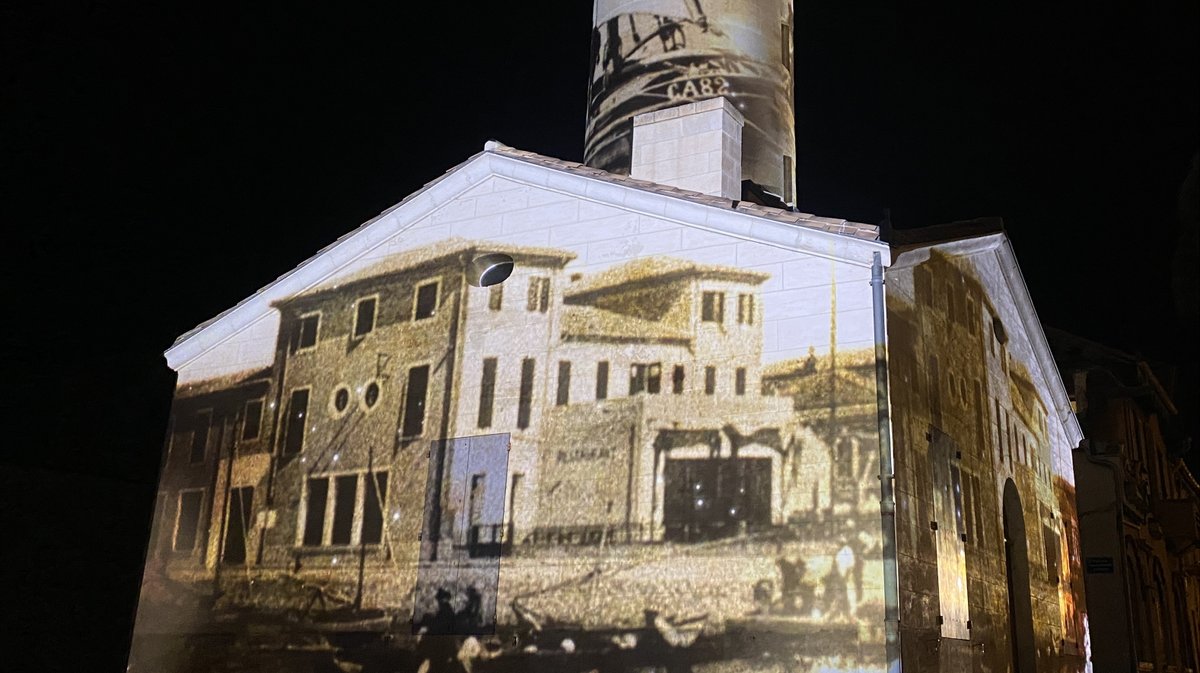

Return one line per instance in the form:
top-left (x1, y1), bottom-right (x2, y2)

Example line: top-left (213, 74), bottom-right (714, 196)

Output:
top-left (3, 2), bottom-right (1197, 670)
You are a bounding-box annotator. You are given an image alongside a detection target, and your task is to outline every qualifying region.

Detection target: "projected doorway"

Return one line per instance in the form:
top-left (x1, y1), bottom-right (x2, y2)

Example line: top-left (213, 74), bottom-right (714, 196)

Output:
top-left (663, 458), bottom-right (771, 542)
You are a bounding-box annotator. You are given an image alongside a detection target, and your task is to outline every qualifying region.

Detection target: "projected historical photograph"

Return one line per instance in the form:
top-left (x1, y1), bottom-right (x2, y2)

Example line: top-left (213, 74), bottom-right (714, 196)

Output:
top-left (129, 225), bottom-right (889, 672)
top-left (586, 0), bottom-right (796, 200)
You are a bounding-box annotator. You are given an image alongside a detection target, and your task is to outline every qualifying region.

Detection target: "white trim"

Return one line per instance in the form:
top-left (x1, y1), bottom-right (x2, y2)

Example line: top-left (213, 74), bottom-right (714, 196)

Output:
top-left (891, 232), bottom-right (1082, 446)
top-left (165, 149), bottom-right (887, 372)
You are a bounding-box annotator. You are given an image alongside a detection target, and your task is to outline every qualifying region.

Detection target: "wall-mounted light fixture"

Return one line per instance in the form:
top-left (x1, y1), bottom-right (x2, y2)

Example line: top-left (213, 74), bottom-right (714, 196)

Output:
top-left (467, 253), bottom-right (514, 287)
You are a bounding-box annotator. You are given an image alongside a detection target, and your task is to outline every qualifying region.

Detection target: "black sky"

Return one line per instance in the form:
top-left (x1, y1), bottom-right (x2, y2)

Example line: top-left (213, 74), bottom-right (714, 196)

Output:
top-left (3, 2), bottom-right (1197, 670)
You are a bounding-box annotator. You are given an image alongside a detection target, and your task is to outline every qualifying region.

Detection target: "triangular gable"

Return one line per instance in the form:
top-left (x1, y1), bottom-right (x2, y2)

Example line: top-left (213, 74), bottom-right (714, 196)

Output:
top-left (166, 141), bottom-right (888, 372)
top-left (890, 231), bottom-right (1083, 447)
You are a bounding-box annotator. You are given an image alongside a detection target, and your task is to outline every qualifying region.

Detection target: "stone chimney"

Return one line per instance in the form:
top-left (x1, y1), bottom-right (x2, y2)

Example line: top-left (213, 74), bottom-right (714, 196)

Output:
top-left (630, 98), bottom-right (744, 201)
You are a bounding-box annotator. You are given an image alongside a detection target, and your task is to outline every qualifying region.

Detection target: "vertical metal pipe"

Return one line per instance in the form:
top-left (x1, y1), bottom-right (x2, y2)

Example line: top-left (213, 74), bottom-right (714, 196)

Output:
top-left (871, 251), bottom-right (902, 673)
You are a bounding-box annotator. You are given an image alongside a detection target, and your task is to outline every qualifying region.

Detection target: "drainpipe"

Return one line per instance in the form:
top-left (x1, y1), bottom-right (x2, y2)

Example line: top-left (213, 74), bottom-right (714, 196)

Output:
top-left (871, 251), bottom-right (902, 673)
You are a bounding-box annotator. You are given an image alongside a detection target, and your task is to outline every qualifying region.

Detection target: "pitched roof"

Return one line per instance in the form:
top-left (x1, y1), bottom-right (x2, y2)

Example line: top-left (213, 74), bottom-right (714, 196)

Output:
top-left (561, 305), bottom-right (691, 344)
top-left (276, 237), bottom-right (576, 304)
top-left (487, 142), bottom-right (881, 241)
top-left (167, 141), bottom-right (887, 371)
top-left (564, 256), bottom-right (769, 300)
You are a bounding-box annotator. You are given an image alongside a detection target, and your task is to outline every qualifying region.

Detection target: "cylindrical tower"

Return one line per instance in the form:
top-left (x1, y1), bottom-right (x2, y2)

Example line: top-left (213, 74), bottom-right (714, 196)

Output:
top-left (585, 0), bottom-right (795, 203)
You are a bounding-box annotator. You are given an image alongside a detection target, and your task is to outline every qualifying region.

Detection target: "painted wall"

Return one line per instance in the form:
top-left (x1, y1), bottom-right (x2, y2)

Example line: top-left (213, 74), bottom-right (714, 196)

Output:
top-left (130, 173), bottom-right (889, 672)
top-left (887, 242), bottom-right (1089, 673)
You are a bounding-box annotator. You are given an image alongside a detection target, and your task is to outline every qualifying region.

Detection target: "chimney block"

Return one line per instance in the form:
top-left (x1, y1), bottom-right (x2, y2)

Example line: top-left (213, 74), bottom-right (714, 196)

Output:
top-left (631, 98), bottom-right (744, 200)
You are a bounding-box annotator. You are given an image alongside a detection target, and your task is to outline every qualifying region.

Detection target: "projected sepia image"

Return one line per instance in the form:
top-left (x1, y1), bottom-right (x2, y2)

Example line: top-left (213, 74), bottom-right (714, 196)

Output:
top-left (129, 218), bottom-right (889, 672)
top-left (586, 0), bottom-right (796, 200)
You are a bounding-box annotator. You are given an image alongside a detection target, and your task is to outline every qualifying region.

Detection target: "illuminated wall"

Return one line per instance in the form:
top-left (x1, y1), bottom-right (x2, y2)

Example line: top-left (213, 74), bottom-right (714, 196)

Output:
top-left (129, 154), bottom-right (892, 672)
top-left (585, 0), bottom-right (796, 201)
top-left (886, 240), bottom-right (1089, 673)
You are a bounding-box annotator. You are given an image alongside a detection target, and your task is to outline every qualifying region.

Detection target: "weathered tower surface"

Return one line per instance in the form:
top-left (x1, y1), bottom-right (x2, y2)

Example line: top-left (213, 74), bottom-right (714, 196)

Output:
top-left (585, 0), bottom-right (796, 203)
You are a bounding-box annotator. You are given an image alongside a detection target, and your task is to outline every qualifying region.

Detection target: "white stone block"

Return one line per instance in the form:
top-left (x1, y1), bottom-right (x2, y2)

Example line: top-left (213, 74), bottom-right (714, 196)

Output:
top-left (630, 99), bottom-right (743, 199)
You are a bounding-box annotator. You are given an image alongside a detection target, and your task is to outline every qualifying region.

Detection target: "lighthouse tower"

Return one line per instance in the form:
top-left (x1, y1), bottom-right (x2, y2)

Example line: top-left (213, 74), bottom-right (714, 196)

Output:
top-left (585, 0), bottom-right (796, 204)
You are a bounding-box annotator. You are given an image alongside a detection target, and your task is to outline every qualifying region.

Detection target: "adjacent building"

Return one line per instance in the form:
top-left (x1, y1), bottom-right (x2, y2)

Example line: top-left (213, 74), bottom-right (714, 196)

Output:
top-left (1051, 328), bottom-right (1200, 673)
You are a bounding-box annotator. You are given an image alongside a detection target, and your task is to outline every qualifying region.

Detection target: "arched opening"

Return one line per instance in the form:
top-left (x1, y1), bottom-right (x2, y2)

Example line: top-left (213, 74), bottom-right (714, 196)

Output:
top-left (1003, 479), bottom-right (1037, 673)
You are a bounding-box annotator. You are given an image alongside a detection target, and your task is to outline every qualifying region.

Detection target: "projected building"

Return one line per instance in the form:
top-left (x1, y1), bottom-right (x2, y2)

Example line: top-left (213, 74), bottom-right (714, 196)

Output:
top-left (129, 3), bottom-right (1091, 673)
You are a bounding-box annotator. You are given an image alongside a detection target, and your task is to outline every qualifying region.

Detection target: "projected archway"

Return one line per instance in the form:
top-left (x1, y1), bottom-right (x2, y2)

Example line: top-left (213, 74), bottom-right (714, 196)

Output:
top-left (1003, 479), bottom-right (1037, 673)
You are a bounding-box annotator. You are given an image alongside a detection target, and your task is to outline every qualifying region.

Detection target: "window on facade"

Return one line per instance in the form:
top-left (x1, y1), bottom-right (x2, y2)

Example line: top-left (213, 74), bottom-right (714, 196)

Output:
top-left (302, 472), bottom-right (389, 548)
top-left (630, 363), bottom-right (661, 395)
top-left (354, 297), bottom-right (377, 337)
top-left (364, 382), bottom-right (380, 409)
top-left (402, 366), bottom-right (429, 438)
top-left (331, 475), bottom-right (357, 545)
top-left (737, 294), bottom-right (755, 325)
top-left (672, 365), bottom-right (685, 394)
top-left (362, 472), bottom-right (388, 545)
top-left (302, 477), bottom-right (329, 546)
top-left (174, 490), bottom-right (204, 552)
top-left (705, 366), bottom-right (717, 395)
top-left (241, 399), bottom-right (264, 441)
top-left (190, 411), bottom-right (210, 463)
top-left (527, 277), bottom-right (550, 313)
top-left (283, 389), bottom-right (309, 455)
top-left (333, 386), bottom-right (350, 413)
top-left (478, 358), bottom-right (497, 428)
top-left (1044, 523), bottom-right (1060, 585)
top-left (596, 361), bottom-right (609, 400)
top-left (414, 281), bottom-right (439, 320)
top-left (518, 358), bottom-right (535, 429)
top-left (292, 313), bottom-right (319, 353)
top-left (488, 284), bottom-right (503, 311)
top-left (701, 291), bottom-right (725, 323)
top-left (735, 368), bottom-right (747, 396)
top-left (556, 361), bottom-right (571, 406)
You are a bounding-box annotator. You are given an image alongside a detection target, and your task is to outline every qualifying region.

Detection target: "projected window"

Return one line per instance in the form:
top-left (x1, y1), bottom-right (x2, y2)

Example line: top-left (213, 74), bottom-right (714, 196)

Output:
top-left (596, 361), bottom-right (609, 400)
top-left (282, 389), bottom-right (309, 455)
top-left (630, 363), bottom-right (661, 395)
top-left (737, 293), bottom-right (755, 325)
top-left (517, 358), bottom-right (534, 429)
top-left (705, 366), bottom-right (717, 395)
top-left (527, 276), bottom-right (550, 313)
top-left (735, 367), bottom-right (747, 396)
top-left (332, 386), bottom-right (350, 415)
top-left (414, 281), bottom-right (439, 320)
top-left (174, 489), bottom-right (204, 552)
top-left (673, 365), bottom-right (685, 394)
top-left (354, 296), bottom-right (377, 337)
top-left (291, 313), bottom-right (319, 353)
top-left (556, 361), bottom-right (571, 406)
top-left (301, 471), bottom-right (389, 547)
top-left (401, 366), bottom-right (429, 438)
top-left (478, 358), bottom-right (497, 428)
top-left (488, 284), bottom-right (503, 311)
top-left (701, 291), bottom-right (725, 323)
top-left (189, 411), bottom-right (210, 464)
top-left (241, 399), bottom-right (264, 440)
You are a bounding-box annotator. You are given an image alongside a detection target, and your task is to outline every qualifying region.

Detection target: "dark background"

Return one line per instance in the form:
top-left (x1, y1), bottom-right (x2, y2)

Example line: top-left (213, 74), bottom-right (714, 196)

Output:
top-left (2, 2), bottom-right (1196, 670)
